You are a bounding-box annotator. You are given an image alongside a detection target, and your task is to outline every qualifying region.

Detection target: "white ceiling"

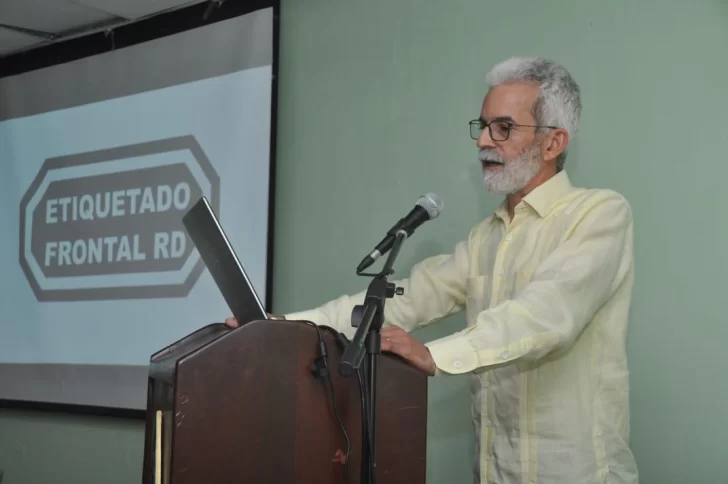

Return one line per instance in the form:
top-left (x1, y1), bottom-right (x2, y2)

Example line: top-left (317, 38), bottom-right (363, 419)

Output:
top-left (0, 0), bottom-right (207, 57)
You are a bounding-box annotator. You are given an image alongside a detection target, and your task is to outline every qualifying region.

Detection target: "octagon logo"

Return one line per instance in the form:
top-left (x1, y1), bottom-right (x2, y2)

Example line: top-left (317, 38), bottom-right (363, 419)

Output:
top-left (19, 135), bottom-right (220, 301)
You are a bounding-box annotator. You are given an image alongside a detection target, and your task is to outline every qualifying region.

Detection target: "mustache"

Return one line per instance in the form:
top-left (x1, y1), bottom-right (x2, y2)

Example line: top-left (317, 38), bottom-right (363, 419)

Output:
top-left (478, 149), bottom-right (505, 164)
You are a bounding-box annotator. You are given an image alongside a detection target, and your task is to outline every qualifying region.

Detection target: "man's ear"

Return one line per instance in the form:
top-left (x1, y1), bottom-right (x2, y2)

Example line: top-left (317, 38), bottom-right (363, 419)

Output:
top-left (542, 128), bottom-right (569, 164)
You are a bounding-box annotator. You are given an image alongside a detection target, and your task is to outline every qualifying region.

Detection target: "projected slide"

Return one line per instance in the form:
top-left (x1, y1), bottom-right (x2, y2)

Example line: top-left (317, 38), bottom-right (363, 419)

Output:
top-left (0, 5), bottom-right (276, 410)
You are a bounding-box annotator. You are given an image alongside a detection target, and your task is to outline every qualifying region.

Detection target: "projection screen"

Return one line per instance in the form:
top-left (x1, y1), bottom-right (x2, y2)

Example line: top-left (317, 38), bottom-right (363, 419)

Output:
top-left (0, 2), bottom-right (278, 411)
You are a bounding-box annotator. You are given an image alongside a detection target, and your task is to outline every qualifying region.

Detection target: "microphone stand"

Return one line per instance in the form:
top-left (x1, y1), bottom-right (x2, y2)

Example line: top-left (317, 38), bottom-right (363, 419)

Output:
top-left (338, 230), bottom-right (407, 484)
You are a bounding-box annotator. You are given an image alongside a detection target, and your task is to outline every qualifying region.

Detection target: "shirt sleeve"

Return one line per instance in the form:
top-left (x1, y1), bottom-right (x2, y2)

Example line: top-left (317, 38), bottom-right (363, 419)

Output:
top-left (425, 192), bottom-right (634, 375)
top-left (286, 228), bottom-right (475, 339)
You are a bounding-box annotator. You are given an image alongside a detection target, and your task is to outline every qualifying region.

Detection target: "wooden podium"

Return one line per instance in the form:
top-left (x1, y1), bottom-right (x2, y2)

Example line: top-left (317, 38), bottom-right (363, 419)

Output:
top-left (141, 319), bottom-right (428, 484)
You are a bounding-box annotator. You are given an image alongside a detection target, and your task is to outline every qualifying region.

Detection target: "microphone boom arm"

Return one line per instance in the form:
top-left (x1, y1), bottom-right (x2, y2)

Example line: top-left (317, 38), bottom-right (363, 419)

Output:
top-left (340, 229), bottom-right (407, 373)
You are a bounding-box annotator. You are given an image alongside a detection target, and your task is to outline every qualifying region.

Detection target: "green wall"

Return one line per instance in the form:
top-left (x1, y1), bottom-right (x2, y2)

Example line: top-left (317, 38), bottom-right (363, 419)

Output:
top-left (2, 0), bottom-right (728, 482)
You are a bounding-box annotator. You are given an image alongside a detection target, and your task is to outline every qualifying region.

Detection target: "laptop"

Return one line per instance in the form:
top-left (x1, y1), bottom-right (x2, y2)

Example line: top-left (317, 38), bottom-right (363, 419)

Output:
top-left (182, 196), bottom-right (268, 326)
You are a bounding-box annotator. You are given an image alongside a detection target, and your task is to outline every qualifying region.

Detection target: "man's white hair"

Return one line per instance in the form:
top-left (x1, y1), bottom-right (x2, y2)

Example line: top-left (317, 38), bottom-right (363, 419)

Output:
top-left (485, 57), bottom-right (581, 171)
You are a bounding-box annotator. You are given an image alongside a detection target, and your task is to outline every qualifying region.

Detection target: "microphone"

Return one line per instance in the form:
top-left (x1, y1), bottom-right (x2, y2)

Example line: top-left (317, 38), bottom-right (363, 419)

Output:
top-left (356, 193), bottom-right (444, 273)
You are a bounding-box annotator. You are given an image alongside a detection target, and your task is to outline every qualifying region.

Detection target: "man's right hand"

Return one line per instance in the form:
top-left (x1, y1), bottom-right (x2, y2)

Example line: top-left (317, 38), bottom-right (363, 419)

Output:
top-left (224, 313), bottom-right (285, 328)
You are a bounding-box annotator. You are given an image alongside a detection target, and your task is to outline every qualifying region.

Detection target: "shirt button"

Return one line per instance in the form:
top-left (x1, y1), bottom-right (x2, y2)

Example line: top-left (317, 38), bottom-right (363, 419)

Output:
top-left (482, 381), bottom-right (489, 388)
top-left (505, 235), bottom-right (512, 241)
top-left (453, 360), bottom-right (463, 369)
top-left (498, 270), bottom-right (504, 276)
top-left (500, 351), bottom-right (509, 360)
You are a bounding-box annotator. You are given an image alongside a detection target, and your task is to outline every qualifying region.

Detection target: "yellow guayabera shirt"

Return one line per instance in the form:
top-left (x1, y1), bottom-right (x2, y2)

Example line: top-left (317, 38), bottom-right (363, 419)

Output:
top-left (287, 171), bottom-right (639, 484)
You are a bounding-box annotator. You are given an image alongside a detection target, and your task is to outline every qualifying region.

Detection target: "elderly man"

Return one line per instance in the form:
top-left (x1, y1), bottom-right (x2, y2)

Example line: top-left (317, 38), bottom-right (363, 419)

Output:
top-left (227, 56), bottom-right (638, 484)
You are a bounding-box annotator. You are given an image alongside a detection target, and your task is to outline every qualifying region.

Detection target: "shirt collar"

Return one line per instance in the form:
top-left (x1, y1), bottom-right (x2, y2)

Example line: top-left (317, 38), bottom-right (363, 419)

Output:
top-left (523, 170), bottom-right (572, 217)
top-left (494, 170), bottom-right (573, 220)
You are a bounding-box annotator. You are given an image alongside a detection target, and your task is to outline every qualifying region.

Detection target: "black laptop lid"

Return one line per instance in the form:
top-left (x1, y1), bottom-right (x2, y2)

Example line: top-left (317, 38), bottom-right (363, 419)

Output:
top-left (182, 196), bottom-right (267, 326)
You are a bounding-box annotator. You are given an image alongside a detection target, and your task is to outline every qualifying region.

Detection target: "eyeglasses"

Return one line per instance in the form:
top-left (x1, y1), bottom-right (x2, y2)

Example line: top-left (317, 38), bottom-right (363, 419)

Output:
top-left (469, 118), bottom-right (559, 141)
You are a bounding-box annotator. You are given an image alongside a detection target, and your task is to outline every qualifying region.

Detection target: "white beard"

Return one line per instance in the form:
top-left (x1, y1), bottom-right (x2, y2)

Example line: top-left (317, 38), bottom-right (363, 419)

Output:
top-left (480, 142), bottom-right (542, 195)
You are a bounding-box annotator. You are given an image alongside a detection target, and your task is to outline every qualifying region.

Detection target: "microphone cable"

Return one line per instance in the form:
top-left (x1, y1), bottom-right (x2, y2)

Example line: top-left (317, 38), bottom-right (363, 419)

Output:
top-left (320, 325), bottom-right (373, 484)
top-left (357, 363), bottom-right (372, 483)
top-left (309, 324), bottom-right (352, 484)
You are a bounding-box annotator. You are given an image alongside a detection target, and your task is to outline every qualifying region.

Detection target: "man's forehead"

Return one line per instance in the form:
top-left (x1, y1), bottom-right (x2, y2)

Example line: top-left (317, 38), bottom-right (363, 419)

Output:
top-left (480, 82), bottom-right (539, 120)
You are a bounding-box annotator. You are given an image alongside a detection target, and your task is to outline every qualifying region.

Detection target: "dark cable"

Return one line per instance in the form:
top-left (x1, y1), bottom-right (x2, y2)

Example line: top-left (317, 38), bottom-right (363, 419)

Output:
top-left (357, 365), bottom-right (372, 482)
top-left (323, 369), bottom-right (351, 483)
top-left (306, 324), bottom-right (352, 484)
top-left (320, 325), bottom-right (373, 483)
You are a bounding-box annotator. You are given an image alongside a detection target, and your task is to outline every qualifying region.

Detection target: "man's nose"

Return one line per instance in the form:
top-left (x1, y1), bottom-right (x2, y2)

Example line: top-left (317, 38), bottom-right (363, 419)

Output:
top-left (477, 128), bottom-right (496, 149)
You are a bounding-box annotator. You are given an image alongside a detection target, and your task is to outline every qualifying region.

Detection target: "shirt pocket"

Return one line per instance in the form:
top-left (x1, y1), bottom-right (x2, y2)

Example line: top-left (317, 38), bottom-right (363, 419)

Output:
top-left (465, 274), bottom-right (490, 326)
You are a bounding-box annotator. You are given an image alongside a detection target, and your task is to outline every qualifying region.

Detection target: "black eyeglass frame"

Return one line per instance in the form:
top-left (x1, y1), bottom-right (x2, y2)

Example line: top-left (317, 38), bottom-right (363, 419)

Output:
top-left (468, 117), bottom-right (559, 141)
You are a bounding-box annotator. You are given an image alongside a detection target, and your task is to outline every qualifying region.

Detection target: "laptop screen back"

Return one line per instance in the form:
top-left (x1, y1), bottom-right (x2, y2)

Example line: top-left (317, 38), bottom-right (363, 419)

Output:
top-left (182, 197), bottom-right (267, 326)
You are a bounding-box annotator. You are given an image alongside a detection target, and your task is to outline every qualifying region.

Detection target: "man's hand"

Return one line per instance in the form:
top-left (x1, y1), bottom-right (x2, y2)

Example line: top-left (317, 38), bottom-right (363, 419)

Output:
top-left (381, 326), bottom-right (437, 376)
top-left (224, 313), bottom-right (285, 328)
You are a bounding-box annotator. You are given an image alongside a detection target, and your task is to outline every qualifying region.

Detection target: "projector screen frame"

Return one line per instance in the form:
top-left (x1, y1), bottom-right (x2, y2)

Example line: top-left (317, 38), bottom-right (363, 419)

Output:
top-left (0, 0), bottom-right (280, 419)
